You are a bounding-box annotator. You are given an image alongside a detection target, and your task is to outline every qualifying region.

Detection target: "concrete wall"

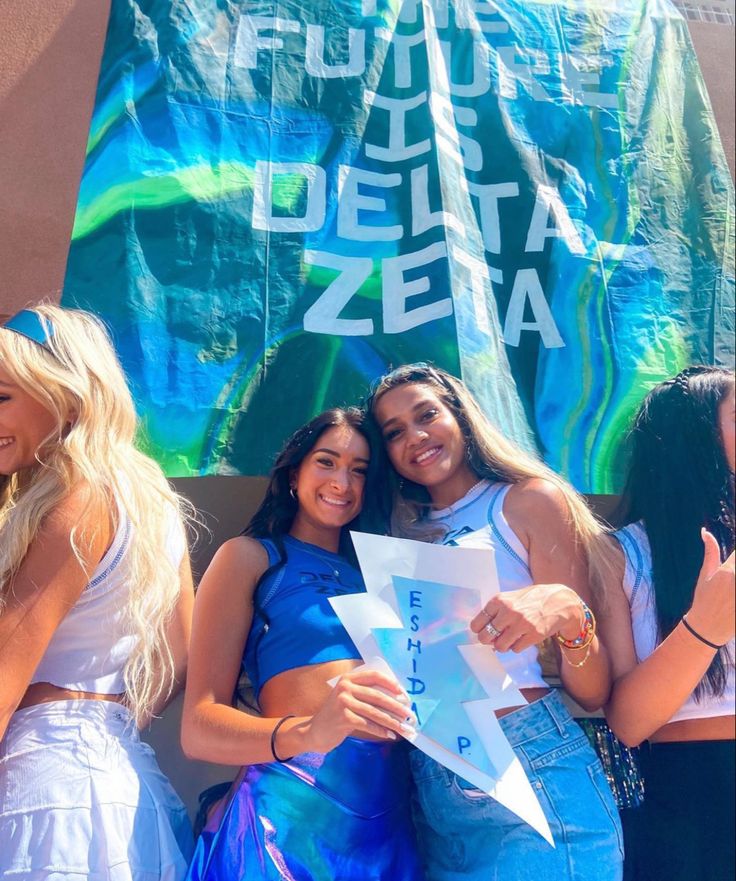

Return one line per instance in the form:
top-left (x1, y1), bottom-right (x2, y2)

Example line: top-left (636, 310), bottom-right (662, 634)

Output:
top-left (0, 3), bottom-right (734, 820)
top-left (0, 1), bottom-right (110, 318)
top-left (689, 21), bottom-right (736, 177)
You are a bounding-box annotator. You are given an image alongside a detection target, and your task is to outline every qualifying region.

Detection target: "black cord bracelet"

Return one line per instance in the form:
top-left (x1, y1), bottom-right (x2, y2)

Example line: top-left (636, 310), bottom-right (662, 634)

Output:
top-left (681, 615), bottom-right (725, 651)
top-left (270, 714), bottom-right (296, 763)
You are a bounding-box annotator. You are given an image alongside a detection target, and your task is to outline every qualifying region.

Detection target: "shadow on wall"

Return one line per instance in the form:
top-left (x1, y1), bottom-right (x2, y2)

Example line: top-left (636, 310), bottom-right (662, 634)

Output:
top-left (142, 475), bottom-right (268, 823)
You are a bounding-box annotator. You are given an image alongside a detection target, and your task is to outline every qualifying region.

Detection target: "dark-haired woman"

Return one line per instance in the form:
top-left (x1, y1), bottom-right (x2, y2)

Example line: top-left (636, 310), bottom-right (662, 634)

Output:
top-left (180, 408), bottom-right (424, 881)
top-left (600, 367), bottom-right (735, 881)
top-left (368, 363), bottom-right (623, 881)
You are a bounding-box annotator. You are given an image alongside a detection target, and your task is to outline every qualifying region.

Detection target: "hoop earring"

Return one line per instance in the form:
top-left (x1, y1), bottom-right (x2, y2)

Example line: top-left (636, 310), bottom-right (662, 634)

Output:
top-left (289, 487), bottom-right (297, 501)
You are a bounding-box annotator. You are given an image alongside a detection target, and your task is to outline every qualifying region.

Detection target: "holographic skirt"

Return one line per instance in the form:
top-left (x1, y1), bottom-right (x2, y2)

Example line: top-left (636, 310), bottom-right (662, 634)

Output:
top-left (186, 737), bottom-right (425, 881)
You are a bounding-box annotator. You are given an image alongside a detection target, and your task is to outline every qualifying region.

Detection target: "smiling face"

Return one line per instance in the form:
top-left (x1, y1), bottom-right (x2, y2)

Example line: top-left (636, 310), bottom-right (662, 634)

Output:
top-left (288, 424), bottom-right (370, 550)
top-left (374, 382), bottom-right (478, 508)
top-left (0, 365), bottom-right (59, 475)
top-left (718, 383), bottom-right (735, 473)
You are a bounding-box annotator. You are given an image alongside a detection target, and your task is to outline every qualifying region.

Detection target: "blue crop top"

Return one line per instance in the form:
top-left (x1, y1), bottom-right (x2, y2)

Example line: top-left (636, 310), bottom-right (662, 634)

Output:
top-left (242, 535), bottom-right (364, 700)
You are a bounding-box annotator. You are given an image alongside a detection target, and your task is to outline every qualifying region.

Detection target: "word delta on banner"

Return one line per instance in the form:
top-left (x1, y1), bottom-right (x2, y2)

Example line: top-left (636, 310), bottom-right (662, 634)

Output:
top-left (63, 0), bottom-right (734, 487)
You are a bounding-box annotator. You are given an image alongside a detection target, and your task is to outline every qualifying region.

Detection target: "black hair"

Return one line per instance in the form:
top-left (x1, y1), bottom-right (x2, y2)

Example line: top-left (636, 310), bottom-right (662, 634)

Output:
top-left (236, 406), bottom-right (374, 709)
top-left (616, 365), bottom-right (735, 698)
top-left (243, 405), bottom-right (372, 556)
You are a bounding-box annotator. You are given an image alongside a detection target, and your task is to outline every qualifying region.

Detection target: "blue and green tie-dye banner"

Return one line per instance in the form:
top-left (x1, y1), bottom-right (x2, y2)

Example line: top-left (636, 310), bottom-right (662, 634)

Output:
top-left (62, 0), bottom-right (734, 491)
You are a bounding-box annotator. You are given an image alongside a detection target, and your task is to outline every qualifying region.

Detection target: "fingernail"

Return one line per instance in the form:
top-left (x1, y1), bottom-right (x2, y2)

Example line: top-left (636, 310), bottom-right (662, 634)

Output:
top-left (387, 731), bottom-right (397, 740)
top-left (397, 691), bottom-right (411, 705)
top-left (401, 722), bottom-right (417, 736)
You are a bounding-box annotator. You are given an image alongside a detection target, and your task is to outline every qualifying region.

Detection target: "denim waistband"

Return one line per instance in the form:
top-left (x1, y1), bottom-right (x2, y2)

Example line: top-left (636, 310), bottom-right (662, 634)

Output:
top-left (499, 689), bottom-right (578, 748)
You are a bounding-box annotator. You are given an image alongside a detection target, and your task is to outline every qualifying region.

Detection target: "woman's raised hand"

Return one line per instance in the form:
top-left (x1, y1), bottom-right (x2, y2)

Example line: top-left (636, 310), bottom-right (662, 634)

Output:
top-left (303, 667), bottom-right (415, 753)
top-left (470, 584), bottom-right (586, 653)
top-left (686, 529), bottom-right (735, 648)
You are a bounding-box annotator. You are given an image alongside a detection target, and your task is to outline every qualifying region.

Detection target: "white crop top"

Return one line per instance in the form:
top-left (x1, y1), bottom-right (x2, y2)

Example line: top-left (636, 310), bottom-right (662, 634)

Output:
top-left (614, 521), bottom-right (735, 723)
top-left (428, 480), bottom-right (547, 690)
top-left (30, 500), bottom-right (186, 694)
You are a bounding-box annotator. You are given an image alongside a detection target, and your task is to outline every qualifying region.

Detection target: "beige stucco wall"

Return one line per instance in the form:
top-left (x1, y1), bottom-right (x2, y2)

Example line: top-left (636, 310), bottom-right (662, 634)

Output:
top-left (689, 21), bottom-right (736, 178)
top-left (146, 476), bottom-right (269, 822)
top-left (0, 1), bottom-right (110, 319)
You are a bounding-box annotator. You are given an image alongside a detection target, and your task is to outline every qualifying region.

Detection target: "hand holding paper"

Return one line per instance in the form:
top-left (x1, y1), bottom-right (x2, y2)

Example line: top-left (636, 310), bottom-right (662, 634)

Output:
top-left (305, 665), bottom-right (414, 752)
top-left (470, 583), bottom-right (587, 653)
top-left (329, 532), bottom-right (554, 844)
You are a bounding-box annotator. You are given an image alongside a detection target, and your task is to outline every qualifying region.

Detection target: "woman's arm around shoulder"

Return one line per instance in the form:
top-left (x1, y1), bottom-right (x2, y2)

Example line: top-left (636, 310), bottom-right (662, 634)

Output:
top-left (475, 477), bottom-right (612, 710)
top-left (0, 485), bottom-right (112, 737)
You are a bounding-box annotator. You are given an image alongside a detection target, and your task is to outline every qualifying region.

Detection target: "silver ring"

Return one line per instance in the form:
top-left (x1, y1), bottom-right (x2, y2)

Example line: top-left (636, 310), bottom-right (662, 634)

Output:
top-left (484, 621), bottom-right (501, 639)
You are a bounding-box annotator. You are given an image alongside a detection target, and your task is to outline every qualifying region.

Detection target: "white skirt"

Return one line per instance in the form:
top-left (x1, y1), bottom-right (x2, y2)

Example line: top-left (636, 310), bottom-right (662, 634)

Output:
top-left (0, 700), bottom-right (193, 880)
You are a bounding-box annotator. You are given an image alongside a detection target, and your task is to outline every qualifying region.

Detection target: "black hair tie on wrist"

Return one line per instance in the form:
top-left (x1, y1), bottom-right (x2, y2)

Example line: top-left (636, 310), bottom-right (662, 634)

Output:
top-left (270, 714), bottom-right (296, 762)
top-left (681, 615), bottom-right (725, 651)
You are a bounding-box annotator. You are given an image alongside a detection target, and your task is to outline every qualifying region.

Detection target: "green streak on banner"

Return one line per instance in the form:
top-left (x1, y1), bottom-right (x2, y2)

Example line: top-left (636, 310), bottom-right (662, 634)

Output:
top-left (63, 0), bottom-right (734, 491)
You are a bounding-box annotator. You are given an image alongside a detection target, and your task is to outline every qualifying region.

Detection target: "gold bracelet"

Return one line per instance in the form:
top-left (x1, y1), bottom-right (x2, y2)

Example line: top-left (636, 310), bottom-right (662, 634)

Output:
top-left (560, 642), bottom-right (592, 668)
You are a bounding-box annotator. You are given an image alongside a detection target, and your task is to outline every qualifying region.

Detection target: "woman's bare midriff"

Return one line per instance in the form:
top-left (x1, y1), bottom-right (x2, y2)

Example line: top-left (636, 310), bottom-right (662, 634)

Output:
top-left (257, 661), bottom-right (550, 734)
top-left (18, 682), bottom-right (125, 711)
top-left (650, 714), bottom-right (735, 743)
top-left (258, 659), bottom-right (385, 740)
top-left (496, 687), bottom-right (551, 718)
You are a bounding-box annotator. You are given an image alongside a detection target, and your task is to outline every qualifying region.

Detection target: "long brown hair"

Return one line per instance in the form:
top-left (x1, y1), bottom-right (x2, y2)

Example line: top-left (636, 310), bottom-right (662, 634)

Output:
top-left (365, 363), bottom-right (610, 597)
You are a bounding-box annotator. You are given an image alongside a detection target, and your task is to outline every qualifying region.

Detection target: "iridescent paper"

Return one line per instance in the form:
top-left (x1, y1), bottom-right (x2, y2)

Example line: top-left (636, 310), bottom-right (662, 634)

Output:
top-left (332, 532), bottom-right (553, 842)
top-left (373, 575), bottom-right (499, 774)
top-left (185, 738), bottom-right (424, 881)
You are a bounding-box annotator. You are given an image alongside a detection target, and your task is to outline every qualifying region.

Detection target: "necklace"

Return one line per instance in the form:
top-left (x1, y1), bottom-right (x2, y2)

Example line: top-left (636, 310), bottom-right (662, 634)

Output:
top-left (429, 477), bottom-right (490, 535)
top-left (464, 477), bottom-right (488, 499)
top-left (287, 535), bottom-right (342, 578)
top-left (432, 477), bottom-right (488, 514)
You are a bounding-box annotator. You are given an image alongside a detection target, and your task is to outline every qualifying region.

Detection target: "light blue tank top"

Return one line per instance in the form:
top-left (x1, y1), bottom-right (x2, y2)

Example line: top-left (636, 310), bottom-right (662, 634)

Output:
top-left (428, 480), bottom-right (547, 690)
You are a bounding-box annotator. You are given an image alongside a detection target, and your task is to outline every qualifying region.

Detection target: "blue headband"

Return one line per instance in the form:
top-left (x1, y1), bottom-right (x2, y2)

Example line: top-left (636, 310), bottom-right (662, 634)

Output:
top-left (3, 309), bottom-right (54, 349)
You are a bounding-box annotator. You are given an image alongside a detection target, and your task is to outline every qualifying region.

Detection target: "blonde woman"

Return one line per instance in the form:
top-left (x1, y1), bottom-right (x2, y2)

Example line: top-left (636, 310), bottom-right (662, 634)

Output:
top-left (0, 306), bottom-right (194, 878)
top-left (367, 363), bottom-right (623, 881)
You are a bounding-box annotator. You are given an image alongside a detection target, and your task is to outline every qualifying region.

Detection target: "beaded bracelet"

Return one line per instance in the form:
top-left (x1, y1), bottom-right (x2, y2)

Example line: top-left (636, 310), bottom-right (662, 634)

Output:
top-left (270, 714), bottom-right (296, 763)
top-left (555, 599), bottom-right (596, 651)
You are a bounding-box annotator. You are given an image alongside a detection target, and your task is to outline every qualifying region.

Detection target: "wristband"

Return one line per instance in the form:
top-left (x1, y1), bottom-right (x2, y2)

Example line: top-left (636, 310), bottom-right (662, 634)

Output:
top-left (681, 615), bottom-right (725, 651)
top-left (270, 714), bottom-right (296, 762)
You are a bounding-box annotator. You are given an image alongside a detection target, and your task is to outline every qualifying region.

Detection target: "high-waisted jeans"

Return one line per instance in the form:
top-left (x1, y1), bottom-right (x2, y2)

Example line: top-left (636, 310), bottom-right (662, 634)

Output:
top-left (410, 690), bottom-right (624, 881)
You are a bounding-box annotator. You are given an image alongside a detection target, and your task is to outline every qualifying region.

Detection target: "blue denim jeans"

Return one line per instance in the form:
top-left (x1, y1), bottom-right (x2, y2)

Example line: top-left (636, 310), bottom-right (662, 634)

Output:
top-left (410, 691), bottom-right (624, 881)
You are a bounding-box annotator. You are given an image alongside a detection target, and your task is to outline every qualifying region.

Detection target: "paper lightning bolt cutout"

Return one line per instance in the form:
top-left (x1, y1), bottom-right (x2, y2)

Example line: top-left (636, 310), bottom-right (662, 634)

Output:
top-left (329, 532), bottom-right (554, 844)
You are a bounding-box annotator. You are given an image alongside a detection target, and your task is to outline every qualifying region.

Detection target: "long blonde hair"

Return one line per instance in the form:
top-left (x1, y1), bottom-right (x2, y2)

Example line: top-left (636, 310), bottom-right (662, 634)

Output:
top-left (0, 304), bottom-right (190, 725)
top-left (366, 363), bottom-right (612, 600)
